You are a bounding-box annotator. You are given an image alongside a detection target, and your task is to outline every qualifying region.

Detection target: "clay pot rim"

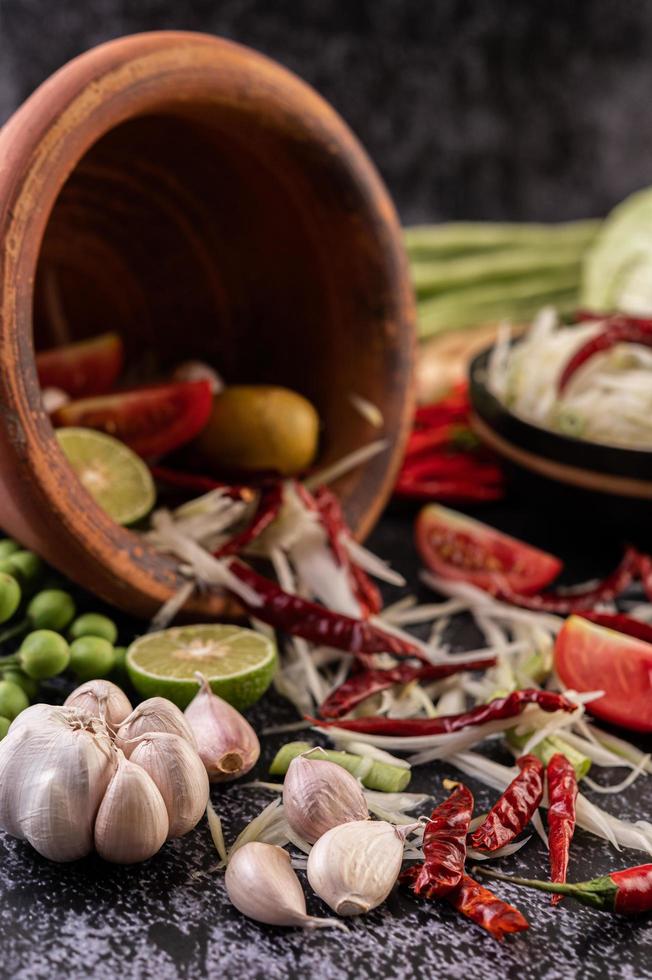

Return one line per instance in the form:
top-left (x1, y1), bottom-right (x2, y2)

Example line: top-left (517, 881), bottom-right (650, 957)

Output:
top-left (0, 31), bottom-right (415, 618)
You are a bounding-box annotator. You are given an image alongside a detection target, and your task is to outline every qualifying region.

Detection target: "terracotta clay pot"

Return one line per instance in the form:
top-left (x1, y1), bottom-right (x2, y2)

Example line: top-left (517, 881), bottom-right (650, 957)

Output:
top-left (0, 31), bottom-right (414, 619)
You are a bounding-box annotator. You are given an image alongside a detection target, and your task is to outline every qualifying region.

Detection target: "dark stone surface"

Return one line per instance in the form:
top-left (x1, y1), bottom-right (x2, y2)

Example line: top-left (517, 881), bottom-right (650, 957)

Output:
top-left (3, 0), bottom-right (652, 224)
top-left (2, 501), bottom-right (652, 979)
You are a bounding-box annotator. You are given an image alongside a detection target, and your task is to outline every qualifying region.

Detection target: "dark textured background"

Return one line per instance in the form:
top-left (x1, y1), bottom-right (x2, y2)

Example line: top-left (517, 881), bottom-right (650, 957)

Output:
top-left (2, 0), bottom-right (652, 224)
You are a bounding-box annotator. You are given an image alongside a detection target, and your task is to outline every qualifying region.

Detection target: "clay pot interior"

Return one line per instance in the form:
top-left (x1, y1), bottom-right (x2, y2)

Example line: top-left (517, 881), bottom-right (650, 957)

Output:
top-left (0, 34), bottom-right (414, 618)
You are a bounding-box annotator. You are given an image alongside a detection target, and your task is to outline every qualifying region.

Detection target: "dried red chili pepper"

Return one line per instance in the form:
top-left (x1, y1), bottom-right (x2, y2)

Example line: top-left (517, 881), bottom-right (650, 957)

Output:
top-left (406, 423), bottom-right (478, 458)
top-left (394, 479), bottom-right (504, 502)
top-left (414, 383), bottom-right (469, 427)
top-left (318, 657), bottom-right (496, 719)
top-left (559, 316), bottom-right (652, 392)
top-left (638, 552), bottom-right (652, 604)
top-left (446, 874), bottom-right (529, 940)
top-left (214, 484), bottom-right (283, 557)
top-left (476, 863), bottom-right (652, 914)
top-left (150, 466), bottom-right (252, 500)
top-left (227, 559), bottom-right (427, 662)
top-left (578, 611), bottom-right (652, 645)
top-left (547, 753), bottom-right (578, 904)
top-left (494, 546), bottom-right (640, 613)
top-left (470, 755), bottom-right (544, 852)
top-left (311, 485), bottom-right (382, 616)
top-left (401, 782), bottom-right (474, 898)
top-left (314, 689), bottom-right (576, 736)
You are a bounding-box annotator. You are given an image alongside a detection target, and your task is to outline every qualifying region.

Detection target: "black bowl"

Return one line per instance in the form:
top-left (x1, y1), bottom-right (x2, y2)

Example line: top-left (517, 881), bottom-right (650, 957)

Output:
top-left (468, 346), bottom-right (652, 539)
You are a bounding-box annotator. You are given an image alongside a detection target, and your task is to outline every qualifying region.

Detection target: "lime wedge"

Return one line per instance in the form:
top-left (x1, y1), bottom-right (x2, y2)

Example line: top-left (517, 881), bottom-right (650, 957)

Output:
top-left (126, 624), bottom-right (277, 709)
top-left (56, 427), bottom-right (155, 526)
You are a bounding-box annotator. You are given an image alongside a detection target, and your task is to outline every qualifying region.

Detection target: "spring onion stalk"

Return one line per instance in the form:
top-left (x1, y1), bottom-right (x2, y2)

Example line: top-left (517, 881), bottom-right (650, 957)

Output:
top-left (404, 220), bottom-right (600, 258)
top-left (412, 249), bottom-right (584, 298)
top-left (580, 722), bottom-right (652, 774)
top-left (506, 730), bottom-right (591, 779)
top-left (269, 741), bottom-right (412, 793)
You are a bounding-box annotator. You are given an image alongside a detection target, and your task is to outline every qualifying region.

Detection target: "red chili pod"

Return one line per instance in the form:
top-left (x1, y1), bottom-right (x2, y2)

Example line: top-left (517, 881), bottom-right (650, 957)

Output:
top-left (546, 753), bottom-right (578, 903)
top-left (401, 782), bottom-right (474, 898)
top-left (470, 755), bottom-right (544, 852)
top-left (446, 874), bottom-right (529, 940)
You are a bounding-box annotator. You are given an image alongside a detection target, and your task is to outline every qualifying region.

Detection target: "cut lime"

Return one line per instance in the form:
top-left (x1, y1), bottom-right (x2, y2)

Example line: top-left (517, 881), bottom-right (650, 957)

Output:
top-left (56, 427), bottom-right (155, 526)
top-left (126, 624), bottom-right (277, 710)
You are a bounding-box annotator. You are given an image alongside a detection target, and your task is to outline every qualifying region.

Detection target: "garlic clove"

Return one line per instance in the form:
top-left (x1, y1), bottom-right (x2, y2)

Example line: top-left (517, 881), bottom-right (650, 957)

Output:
top-left (65, 679), bottom-right (132, 731)
top-left (94, 750), bottom-right (169, 863)
top-left (225, 841), bottom-right (345, 930)
top-left (184, 674), bottom-right (260, 782)
top-left (283, 754), bottom-right (368, 844)
top-left (8, 702), bottom-right (63, 735)
top-left (16, 721), bottom-right (114, 861)
top-left (130, 732), bottom-right (209, 838)
top-left (115, 696), bottom-right (197, 756)
top-left (307, 820), bottom-right (406, 916)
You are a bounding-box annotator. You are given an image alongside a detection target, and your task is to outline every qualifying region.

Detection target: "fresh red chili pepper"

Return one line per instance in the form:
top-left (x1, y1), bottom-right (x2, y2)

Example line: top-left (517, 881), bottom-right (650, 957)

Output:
top-left (314, 689), bottom-right (576, 735)
top-left (494, 546), bottom-right (640, 613)
top-left (470, 755), bottom-right (544, 852)
top-left (578, 611), bottom-right (652, 645)
top-left (394, 479), bottom-right (504, 502)
top-left (559, 316), bottom-right (652, 392)
top-left (414, 384), bottom-right (469, 427)
top-left (318, 657), bottom-right (497, 719)
top-left (575, 310), bottom-right (652, 329)
top-left (150, 466), bottom-right (253, 500)
top-left (213, 484), bottom-right (283, 557)
top-left (446, 874), bottom-right (529, 940)
top-left (401, 782), bottom-right (474, 898)
top-left (476, 863), bottom-right (652, 914)
top-left (310, 485), bottom-right (382, 616)
top-left (546, 753), bottom-right (578, 904)
top-left (227, 559), bottom-right (427, 662)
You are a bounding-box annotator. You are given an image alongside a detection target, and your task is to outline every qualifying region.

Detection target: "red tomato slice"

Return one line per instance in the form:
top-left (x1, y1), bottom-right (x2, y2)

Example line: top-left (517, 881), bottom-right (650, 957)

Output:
top-left (555, 615), bottom-right (652, 732)
top-left (52, 380), bottom-right (214, 459)
top-left (36, 333), bottom-right (124, 398)
top-left (415, 504), bottom-right (562, 595)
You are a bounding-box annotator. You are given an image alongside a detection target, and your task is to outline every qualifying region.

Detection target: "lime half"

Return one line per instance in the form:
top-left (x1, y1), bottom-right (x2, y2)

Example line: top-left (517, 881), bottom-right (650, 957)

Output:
top-left (126, 624), bottom-right (277, 709)
top-left (57, 427), bottom-right (155, 525)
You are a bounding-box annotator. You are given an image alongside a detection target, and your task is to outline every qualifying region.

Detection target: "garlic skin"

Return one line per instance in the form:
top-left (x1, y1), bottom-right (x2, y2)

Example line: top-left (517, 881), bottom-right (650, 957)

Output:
top-left (94, 750), bottom-right (169, 863)
top-left (184, 675), bottom-right (260, 782)
top-left (8, 702), bottom-right (62, 735)
top-left (225, 842), bottom-right (344, 930)
top-left (283, 755), bottom-right (368, 844)
top-left (115, 697), bottom-right (197, 756)
top-left (65, 680), bottom-right (132, 730)
top-left (307, 820), bottom-right (405, 916)
top-left (130, 732), bottom-right (209, 838)
top-left (0, 709), bottom-right (114, 861)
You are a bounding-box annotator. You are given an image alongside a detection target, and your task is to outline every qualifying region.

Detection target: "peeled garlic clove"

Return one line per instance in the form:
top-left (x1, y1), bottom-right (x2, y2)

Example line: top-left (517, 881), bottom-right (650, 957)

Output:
top-left (283, 754), bottom-right (368, 844)
top-left (185, 675), bottom-right (259, 782)
top-left (65, 680), bottom-right (132, 730)
top-left (115, 696), bottom-right (197, 756)
top-left (307, 820), bottom-right (406, 916)
top-left (225, 842), bottom-right (345, 930)
top-left (130, 732), bottom-right (209, 838)
top-left (94, 750), bottom-right (169, 863)
top-left (14, 721), bottom-right (114, 861)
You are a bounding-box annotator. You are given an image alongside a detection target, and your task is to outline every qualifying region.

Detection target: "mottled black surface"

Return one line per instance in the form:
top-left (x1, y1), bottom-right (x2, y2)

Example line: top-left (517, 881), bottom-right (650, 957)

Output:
top-left (2, 501), bottom-right (652, 980)
top-left (3, 0), bottom-right (652, 224)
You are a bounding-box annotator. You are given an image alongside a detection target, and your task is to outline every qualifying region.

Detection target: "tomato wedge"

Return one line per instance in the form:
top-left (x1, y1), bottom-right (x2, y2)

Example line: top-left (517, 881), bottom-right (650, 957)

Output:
top-left (36, 333), bottom-right (124, 398)
top-left (555, 616), bottom-right (652, 732)
top-left (52, 380), bottom-right (214, 459)
top-left (415, 504), bottom-right (562, 595)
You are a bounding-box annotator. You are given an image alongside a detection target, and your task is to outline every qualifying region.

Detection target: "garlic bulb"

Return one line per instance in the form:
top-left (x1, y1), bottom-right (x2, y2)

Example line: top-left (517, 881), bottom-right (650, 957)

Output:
top-left (8, 702), bottom-right (62, 734)
top-left (115, 696), bottom-right (197, 756)
top-left (225, 842), bottom-right (345, 930)
top-left (283, 754), bottom-right (368, 844)
top-left (0, 708), bottom-right (114, 861)
top-left (185, 675), bottom-right (259, 782)
top-left (307, 820), bottom-right (406, 916)
top-left (65, 680), bottom-right (132, 730)
top-left (94, 750), bottom-right (169, 863)
top-left (130, 732), bottom-right (209, 838)
top-left (172, 360), bottom-right (224, 393)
